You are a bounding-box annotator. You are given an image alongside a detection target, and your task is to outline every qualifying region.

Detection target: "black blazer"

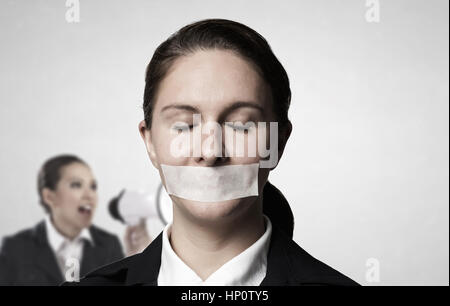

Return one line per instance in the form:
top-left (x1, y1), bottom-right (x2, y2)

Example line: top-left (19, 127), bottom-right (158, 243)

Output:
top-left (67, 225), bottom-right (359, 286)
top-left (0, 221), bottom-right (124, 286)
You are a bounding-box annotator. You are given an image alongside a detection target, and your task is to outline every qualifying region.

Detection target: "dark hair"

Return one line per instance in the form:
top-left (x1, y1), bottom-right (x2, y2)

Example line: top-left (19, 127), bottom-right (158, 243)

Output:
top-left (263, 181), bottom-right (294, 238)
top-left (37, 154), bottom-right (87, 213)
top-left (143, 18), bottom-right (291, 129)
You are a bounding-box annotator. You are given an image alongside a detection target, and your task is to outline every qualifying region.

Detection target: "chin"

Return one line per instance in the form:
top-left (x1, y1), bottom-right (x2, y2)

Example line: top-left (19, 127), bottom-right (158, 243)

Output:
top-left (172, 195), bottom-right (257, 225)
top-left (75, 216), bottom-right (93, 229)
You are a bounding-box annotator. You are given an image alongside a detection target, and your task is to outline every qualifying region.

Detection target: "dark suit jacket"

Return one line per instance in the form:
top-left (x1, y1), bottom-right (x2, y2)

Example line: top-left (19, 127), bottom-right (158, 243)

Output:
top-left (67, 225), bottom-right (359, 286)
top-left (0, 221), bottom-right (124, 286)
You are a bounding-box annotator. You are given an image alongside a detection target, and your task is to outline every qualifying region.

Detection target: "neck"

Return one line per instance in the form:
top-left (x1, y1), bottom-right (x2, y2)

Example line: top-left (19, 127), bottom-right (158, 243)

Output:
top-left (170, 196), bottom-right (265, 281)
top-left (50, 214), bottom-right (81, 240)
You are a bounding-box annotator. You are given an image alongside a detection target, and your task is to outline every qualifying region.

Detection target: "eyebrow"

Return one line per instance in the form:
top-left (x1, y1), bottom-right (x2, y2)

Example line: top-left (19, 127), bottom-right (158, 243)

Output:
top-left (160, 101), bottom-right (264, 116)
top-left (161, 104), bottom-right (200, 114)
top-left (68, 177), bottom-right (96, 184)
top-left (225, 101), bottom-right (265, 116)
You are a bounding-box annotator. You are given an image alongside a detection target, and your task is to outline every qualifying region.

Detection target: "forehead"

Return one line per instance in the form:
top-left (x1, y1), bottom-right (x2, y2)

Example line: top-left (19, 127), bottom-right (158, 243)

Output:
top-left (154, 49), bottom-right (272, 113)
top-left (60, 163), bottom-right (93, 180)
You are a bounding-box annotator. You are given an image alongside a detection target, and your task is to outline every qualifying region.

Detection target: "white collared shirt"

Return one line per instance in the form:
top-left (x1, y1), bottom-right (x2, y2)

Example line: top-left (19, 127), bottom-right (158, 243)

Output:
top-left (157, 215), bottom-right (272, 286)
top-left (45, 215), bottom-right (93, 278)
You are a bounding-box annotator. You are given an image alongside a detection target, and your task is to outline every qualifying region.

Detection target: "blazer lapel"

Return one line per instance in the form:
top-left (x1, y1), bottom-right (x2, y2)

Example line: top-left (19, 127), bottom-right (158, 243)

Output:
top-left (125, 232), bottom-right (163, 286)
top-left (80, 227), bottom-right (112, 277)
top-left (259, 226), bottom-right (292, 286)
top-left (81, 240), bottom-right (101, 277)
top-left (33, 221), bottom-right (64, 285)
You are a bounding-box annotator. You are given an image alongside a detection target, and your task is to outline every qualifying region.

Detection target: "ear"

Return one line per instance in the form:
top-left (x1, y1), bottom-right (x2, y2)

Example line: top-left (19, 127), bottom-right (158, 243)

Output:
top-left (42, 187), bottom-right (56, 211)
top-left (139, 120), bottom-right (159, 169)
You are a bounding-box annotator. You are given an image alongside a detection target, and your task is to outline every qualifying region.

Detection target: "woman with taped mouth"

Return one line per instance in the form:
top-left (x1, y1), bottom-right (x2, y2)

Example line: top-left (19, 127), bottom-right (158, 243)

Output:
top-left (69, 19), bottom-right (358, 286)
top-left (0, 154), bottom-right (150, 285)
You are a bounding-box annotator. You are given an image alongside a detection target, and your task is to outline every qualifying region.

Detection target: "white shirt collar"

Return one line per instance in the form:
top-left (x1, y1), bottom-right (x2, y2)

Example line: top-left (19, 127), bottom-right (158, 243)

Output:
top-left (157, 215), bottom-right (272, 286)
top-left (44, 214), bottom-right (93, 252)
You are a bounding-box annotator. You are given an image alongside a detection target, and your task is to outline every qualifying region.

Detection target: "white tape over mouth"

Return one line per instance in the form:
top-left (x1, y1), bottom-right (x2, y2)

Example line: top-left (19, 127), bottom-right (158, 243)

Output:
top-left (161, 163), bottom-right (259, 202)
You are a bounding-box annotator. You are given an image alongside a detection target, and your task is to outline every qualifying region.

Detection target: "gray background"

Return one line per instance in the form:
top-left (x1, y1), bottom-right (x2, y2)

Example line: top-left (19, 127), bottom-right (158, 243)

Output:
top-left (0, 0), bottom-right (448, 285)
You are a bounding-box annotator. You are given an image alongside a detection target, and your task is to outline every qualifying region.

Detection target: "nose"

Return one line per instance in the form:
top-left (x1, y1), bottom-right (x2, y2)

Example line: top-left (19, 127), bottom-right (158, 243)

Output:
top-left (193, 124), bottom-right (229, 167)
top-left (195, 152), bottom-right (227, 167)
top-left (82, 185), bottom-right (97, 202)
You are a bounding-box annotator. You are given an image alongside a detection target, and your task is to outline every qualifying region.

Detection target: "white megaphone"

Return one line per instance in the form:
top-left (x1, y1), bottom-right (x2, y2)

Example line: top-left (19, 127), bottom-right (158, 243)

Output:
top-left (108, 183), bottom-right (173, 235)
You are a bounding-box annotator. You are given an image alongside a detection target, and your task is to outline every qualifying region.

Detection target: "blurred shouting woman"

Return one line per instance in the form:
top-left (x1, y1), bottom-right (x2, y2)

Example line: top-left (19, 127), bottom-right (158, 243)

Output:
top-left (0, 154), bottom-right (150, 285)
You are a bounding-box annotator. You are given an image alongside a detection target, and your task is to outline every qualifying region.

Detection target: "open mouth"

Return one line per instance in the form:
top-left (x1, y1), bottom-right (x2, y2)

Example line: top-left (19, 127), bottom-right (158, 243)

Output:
top-left (78, 204), bottom-right (93, 216)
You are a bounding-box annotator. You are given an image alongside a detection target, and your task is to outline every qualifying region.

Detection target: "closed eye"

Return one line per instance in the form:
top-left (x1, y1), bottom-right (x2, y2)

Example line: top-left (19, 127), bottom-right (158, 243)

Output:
top-left (171, 123), bottom-right (197, 132)
top-left (225, 122), bottom-right (255, 133)
top-left (173, 125), bottom-right (192, 131)
top-left (70, 181), bottom-right (82, 188)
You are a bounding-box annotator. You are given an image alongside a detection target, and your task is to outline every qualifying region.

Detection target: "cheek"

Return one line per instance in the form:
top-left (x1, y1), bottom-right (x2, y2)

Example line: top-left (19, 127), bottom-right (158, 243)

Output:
top-left (225, 128), bottom-right (270, 164)
top-left (57, 189), bottom-right (81, 209)
top-left (152, 127), bottom-right (192, 166)
top-left (92, 192), bottom-right (99, 206)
